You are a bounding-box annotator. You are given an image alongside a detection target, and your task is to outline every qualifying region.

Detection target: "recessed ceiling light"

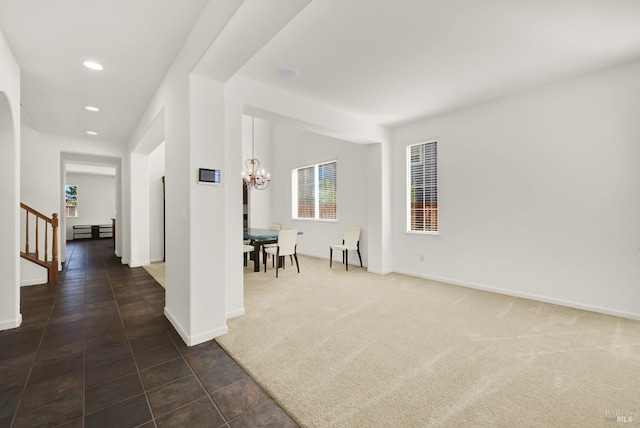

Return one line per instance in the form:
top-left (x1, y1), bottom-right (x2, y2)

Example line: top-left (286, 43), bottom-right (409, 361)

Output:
top-left (83, 61), bottom-right (103, 71)
top-left (84, 106), bottom-right (100, 112)
top-left (86, 131), bottom-right (98, 136)
top-left (277, 68), bottom-right (299, 79)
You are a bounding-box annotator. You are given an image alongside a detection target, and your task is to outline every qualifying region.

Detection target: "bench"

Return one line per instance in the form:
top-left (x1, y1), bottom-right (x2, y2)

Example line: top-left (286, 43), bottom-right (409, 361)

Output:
top-left (72, 224), bottom-right (113, 240)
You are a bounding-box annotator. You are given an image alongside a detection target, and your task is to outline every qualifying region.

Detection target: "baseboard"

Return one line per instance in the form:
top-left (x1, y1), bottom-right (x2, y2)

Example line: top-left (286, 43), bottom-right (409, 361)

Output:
top-left (226, 308), bottom-right (245, 319)
top-left (149, 258), bottom-right (164, 263)
top-left (189, 325), bottom-right (229, 346)
top-left (164, 307), bottom-right (228, 346)
top-left (128, 260), bottom-right (150, 268)
top-left (394, 269), bottom-right (640, 321)
top-left (298, 250), bottom-right (367, 268)
top-left (367, 268), bottom-right (393, 275)
top-left (20, 278), bottom-right (47, 287)
top-left (164, 307), bottom-right (189, 345)
top-left (0, 313), bottom-right (22, 331)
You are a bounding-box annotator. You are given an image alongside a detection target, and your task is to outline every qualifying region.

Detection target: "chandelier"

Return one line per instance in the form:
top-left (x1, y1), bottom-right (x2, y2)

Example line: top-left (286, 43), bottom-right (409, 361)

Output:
top-left (242, 116), bottom-right (270, 190)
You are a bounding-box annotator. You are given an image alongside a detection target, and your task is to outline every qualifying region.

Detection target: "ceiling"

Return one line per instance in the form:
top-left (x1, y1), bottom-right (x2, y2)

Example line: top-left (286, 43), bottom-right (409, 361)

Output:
top-left (2, 0), bottom-right (640, 145)
top-left (0, 0), bottom-right (210, 144)
top-left (240, 0), bottom-right (640, 126)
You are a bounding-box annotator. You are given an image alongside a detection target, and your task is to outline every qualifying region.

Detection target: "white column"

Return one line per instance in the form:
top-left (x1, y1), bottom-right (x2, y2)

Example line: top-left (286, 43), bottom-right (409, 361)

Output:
top-left (185, 74), bottom-right (228, 342)
top-left (367, 140), bottom-right (393, 274)
top-left (224, 86), bottom-right (245, 319)
top-left (129, 152), bottom-right (150, 267)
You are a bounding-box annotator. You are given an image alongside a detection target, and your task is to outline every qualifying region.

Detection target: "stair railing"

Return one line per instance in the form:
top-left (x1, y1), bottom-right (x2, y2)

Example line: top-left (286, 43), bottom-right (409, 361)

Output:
top-left (20, 203), bottom-right (59, 283)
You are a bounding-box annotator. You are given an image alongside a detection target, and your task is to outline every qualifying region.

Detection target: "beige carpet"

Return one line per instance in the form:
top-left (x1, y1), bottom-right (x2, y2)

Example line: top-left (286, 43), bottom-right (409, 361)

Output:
top-left (142, 262), bottom-right (165, 288)
top-left (216, 255), bottom-right (640, 427)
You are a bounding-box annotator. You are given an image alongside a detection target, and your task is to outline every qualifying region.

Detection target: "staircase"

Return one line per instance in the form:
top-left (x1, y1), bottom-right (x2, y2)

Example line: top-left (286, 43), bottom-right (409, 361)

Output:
top-left (20, 203), bottom-right (59, 284)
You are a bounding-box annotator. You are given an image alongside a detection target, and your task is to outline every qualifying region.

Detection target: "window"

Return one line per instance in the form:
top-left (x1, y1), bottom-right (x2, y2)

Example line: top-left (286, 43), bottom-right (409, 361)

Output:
top-left (407, 141), bottom-right (437, 233)
top-left (65, 184), bottom-right (78, 217)
top-left (292, 160), bottom-right (337, 220)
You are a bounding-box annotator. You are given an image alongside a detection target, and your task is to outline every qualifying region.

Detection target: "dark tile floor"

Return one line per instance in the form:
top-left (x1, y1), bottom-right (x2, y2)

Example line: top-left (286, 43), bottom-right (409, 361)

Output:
top-left (0, 239), bottom-right (298, 428)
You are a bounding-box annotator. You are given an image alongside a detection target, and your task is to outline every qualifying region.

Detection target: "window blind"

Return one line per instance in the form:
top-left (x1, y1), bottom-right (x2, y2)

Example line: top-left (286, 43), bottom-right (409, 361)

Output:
top-left (318, 161), bottom-right (337, 219)
top-left (293, 161), bottom-right (337, 220)
top-left (297, 166), bottom-right (316, 218)
top-left (408, 141), bottom-right (437, 232)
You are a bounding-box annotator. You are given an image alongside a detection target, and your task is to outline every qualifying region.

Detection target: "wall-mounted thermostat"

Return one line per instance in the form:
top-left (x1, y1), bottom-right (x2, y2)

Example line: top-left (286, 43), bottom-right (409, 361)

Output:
top-left (198, 168), bottom-right (221, 185)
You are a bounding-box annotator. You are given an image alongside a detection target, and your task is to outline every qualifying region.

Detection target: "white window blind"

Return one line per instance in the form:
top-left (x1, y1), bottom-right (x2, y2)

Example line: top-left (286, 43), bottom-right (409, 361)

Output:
top-left (297, 166), bottom-right (316, 219)
top-left (292, 161), bottom-right (337, 220)
top-left (408, 141), bottom-right (438, 232)
top-left (318, 162), bottom-right (337, 219)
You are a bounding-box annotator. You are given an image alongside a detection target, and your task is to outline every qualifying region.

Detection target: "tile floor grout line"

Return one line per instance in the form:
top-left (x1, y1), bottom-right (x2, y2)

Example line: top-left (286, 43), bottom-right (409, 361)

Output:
top-left (154, 301), bottom-right (230, 425)
top-left (5, 240), bottom-right (296, 427)
top-left (153, 262), bottom-right (299, 427)
top-left (48, 243), bottom-right (83, 428)
top-left (139, 266), bottom-right (234, 426)
top-left (142, 285), bottom-right (228, 425)
top-left (9, 240), bottom-right (75, 428)
top-left (78, 243), bottom-right (86, 428)
top-left (103, 247), bottom-right (159, 428)
top-left (153, 359), bottom-right (229, 423)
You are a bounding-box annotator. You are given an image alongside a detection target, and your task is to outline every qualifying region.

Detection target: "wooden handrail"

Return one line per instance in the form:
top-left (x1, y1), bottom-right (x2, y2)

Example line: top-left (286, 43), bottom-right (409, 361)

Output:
top-left (20, 202), bottom-right (52, 221)
top-left (20, 202), bottom-right (58, 284)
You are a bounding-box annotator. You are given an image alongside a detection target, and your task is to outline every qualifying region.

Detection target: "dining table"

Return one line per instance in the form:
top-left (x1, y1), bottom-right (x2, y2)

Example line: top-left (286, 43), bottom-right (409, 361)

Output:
top-left (244, 228), bottom-right (279, 272)
top-left (243, 228), bottom-right (302, 272)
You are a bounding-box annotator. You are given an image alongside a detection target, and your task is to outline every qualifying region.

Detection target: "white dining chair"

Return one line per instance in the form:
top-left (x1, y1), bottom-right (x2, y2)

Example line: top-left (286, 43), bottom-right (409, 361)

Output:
top-left (263, 229), bottom-right (299, 278)
top-left (243, 244), bottom-right (254, 267)
top-left (330, 226), bottom-right (362, 271)
top-left (264, 223), bottom-right (286, 267)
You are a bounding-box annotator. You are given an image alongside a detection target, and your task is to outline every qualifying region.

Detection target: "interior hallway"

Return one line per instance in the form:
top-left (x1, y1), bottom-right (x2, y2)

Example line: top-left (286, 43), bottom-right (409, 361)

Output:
top-left (0, 239), bottom-right (297, 427)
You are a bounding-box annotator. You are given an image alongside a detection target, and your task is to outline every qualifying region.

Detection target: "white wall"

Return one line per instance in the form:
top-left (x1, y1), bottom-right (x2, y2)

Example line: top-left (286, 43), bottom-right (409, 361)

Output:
top-left (149, 142), bottom-right (165, 262)
top-left (270, 122), bottom-right (370, 266)
top-left (121, 3), bottom-right (391, 343)
top-left (20, 129), bottom-right (65, 285)
top-left (392, 60), bottom-right (640, 319)
top-left (0, 27), bottom-right (21, 330)
top-left (243, 115), bottom-right (272, 229)
top-left (187, 74), bottom-right (227, 342)
top-left (224, 74), bottom-right (393, 318)
top-left (129, 153), bottom-right (150, 267)
top-left (124, 2), bottom-right (245, 345)
top-left (65, 173), bottom-right (116, 240)
top-left (20, 127), bottom-right (125, 285)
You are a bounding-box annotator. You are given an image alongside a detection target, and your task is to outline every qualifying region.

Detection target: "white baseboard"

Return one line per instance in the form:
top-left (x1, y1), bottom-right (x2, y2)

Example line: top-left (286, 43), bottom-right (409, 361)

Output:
top-left (149, 258), bottom-right (164, 263)
top-left (128, 260), bottom-right (150, 268)
top-left (298, 250), bottom-right (367, 268)
top-left (164, 307), bottom-right (228, 346)
top-left (164, 307), bottom-right (189, 345)
top-left (189, 325), bottom-right (229, 346)
top-left (226, 308), bottom-right (245, 319)
top-left (20, 278), bottom-right (47, 287)
top-left (367, 268), bottom-right (393, 275)
top-left (394, 269), bottom-right (640, 321)
top-left (0, 313), bottom-right (22, 330)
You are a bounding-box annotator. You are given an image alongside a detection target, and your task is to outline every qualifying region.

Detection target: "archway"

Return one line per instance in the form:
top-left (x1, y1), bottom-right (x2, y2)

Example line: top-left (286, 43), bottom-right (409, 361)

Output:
top-left (0, 91), bottom-right (20, 329)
